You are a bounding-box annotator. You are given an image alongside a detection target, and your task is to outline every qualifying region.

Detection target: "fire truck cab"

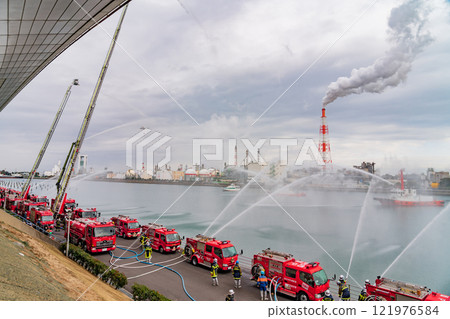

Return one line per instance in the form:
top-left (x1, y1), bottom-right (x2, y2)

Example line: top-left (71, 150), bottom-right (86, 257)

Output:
top-left (5, 196), bottom-right (25, 213)
top-left (142, 223), bottom-right (182, 253)
top-left (251, 249), bottom-right (331, 301)
top-left (366, 276), bottom-right (450, 301)
top-left (184, 234), bottom-right (238, 271)
top-left (111, 215), bottom-right (141, 238)
top-left (30, 206), bottom-right (54, 232)
top-left (29, 195), bottom-right (49, 205)
top-left (66, 218), bottom-right (116, 253)
top-left (71, 207), bottom-right (100, 220)
top-left (18, 200), bottom-right (47, 219)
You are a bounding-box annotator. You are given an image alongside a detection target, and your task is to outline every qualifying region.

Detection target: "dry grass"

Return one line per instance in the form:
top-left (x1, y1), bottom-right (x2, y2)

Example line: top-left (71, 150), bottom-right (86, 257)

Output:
top-left (0, 221), bottom-right (130, 301)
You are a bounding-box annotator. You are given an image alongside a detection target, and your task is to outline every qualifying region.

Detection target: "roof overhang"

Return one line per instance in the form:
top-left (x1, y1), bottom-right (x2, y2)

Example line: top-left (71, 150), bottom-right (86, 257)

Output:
top-left (0, 0), bottom-right (130, 112)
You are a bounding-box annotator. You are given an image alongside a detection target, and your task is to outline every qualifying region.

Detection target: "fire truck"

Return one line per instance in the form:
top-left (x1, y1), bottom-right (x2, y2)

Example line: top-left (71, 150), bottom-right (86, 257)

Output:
top-left (184, 234), bottom-right (238, 271)
top-left (51, 196), bottom-right (77, 216)
top-left (251, 249), bottom-right (332, 301)
top-left (366, 276), bottom-right (450, 301)
top-left (5, 196), bottom-right (26, 213)
top-left (18, 200), bottom-right (47, 219)
top-left (111, 215), bottom-right (141, 238)
top-left (29, 194), bottom-right (49, 205)
top-left (65, 218), bottom-right (116, 253)
top-left (29, 206), bottom-right (54, 232)
top-left (71, 207), bottom-right (100, 220)
top-left (141, 223), bottom-right (182, 253)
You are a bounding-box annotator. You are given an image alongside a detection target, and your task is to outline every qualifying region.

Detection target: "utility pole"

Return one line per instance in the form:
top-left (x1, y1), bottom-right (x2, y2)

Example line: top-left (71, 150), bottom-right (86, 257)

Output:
top-left (51, 4), bottom-right (129, 214)
top-left (20, 79), bottom-right (79, 198)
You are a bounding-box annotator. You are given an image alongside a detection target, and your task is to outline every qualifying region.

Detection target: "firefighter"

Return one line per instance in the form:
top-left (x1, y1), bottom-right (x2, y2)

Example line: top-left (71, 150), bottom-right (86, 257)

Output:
top-left (211, 258), bottom-right (219, 286)
top-left (141, 233), bottom-right (149, 248)
top-left (232, 260), bottom-right (242, 288)
top-left (225, 289), bottom-right (235, 301)
top-left (323, 290), bottom-right (334, 301)
top-left (144, 238), bottom-right (152, 261)
top-left (341, 282), bottom-right (351, 301)
top-left (337, 275), bottom-right (346, 298)
top-left (359, 288), bottom-right (368, 301)
top-left (257, 270), bottom-right (268, 300)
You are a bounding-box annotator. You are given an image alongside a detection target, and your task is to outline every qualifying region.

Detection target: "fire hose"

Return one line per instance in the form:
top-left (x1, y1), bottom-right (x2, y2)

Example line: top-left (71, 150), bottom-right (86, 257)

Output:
top-left (109, 246), bottom-right (195, 301)
top-left (269, 277), bottom-right (281, 301)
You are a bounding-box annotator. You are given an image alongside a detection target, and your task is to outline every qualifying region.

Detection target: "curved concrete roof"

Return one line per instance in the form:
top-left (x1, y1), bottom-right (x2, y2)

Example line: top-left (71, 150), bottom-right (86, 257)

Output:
top-left (0, 0), bottom-right (130, 112)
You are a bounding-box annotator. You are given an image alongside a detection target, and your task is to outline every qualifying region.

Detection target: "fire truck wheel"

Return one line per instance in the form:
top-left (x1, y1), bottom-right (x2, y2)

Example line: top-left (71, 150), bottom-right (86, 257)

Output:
top-left (365, 295), bottom-right (386, 301)
top-left (296, 292), bottom-right (309, 301)
top-left (251, 264), bottom-right (262, 279)
top-left (192, 257), bottom-right (198, 266)
top-left (159, 246), bottom-right (164, 254)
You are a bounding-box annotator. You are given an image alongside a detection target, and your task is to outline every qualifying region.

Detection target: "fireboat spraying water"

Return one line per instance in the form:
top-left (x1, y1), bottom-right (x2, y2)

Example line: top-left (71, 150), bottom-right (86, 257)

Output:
top-left (374, 170), bottom-right (444, 207)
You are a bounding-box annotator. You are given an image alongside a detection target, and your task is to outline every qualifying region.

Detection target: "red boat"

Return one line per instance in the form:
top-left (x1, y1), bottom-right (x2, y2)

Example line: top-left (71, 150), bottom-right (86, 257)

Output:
top-left (374, 170), bottom-right (444, 207)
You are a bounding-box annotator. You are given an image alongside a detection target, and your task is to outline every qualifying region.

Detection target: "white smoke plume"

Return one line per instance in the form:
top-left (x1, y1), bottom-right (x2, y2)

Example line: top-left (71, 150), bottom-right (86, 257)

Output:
top-left (322, 0), bottom-right (433, 106)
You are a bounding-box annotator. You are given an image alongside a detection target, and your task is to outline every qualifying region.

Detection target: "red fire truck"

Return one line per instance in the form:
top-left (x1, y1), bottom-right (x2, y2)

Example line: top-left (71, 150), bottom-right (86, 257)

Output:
top-left (18, 200), bottom-right (47, 219)
top-left (29, 206), bottom-right (54, 232)
top-left (66, 218), bottom-right (116, 253)
top-left (71, 207), bottom-right (100, 220)
top-left (251, 249), bottom-right (332, 301)
top-left (5, 196), bottom-right (26, 213)
top-left (29, 194), bottom-right (49, 205)
top-left (141, 223), bottom-right (182, 253)
top-left (184, 234), bottom-right (238, 271)
top-left (366, 276), bottom-right (450, 301)
top-left (111, 215), bottom-right (141, 238)
top-left (52, 196), bottom-right (77, 216)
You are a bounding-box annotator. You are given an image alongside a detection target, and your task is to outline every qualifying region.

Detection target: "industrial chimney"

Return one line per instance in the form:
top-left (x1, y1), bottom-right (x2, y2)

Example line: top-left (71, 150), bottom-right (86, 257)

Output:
top-left (319, 107), bottom-right (332, 166)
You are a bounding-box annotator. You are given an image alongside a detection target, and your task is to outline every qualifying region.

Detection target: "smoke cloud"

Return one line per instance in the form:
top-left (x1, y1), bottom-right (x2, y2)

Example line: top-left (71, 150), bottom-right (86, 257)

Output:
top-left (322, 0), bottom-right (433, 106)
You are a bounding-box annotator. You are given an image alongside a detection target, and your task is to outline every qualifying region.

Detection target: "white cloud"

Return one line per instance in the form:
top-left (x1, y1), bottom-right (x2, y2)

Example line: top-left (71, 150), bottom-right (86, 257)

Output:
top-left (1, 0), bottom-right (450, 175)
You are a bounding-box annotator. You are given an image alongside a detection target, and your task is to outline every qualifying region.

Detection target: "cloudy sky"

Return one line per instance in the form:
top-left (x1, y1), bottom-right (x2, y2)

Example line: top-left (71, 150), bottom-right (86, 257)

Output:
top-left (1, 0), bottom-right (450, 175)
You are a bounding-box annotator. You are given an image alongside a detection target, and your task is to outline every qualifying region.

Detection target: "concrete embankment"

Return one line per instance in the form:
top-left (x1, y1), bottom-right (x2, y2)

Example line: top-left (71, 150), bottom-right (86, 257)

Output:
top-left (0, 209), bottom-right (130, 301)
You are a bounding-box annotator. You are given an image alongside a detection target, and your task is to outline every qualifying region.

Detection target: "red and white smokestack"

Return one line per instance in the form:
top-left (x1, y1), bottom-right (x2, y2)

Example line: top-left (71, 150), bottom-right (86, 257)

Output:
top-left (319, 107), bottom-right (332, 165)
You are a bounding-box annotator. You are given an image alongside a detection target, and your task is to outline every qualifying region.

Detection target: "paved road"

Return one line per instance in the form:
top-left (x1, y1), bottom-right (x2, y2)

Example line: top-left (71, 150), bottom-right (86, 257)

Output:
top-left (54, 230), bottom-right (289, 301)
top-left (54, 231), bottom-right (360, 301)
top-left (99, 237), bottom-right (291, 301)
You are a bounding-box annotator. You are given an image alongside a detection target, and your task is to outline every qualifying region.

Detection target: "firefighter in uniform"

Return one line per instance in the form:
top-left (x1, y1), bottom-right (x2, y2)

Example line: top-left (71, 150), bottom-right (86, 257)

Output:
top-left (225, 289), bottom-right (235, 301)
top-left (358, 288), bottom-right (367, 301)
top-left (257, 270), bottom-right (269, 300)
top-left (341, 283), bottom-right (351, 301)
top-left (232, 260), bottom-right (242, 288)
top-left (211, 258), bottom-right (219, 286)
top-left (323, 290), bottom-right (334, 301)
top-left (144, 238), bottom-right (152, 261)
top-left (337, 275), bottom-right (346, 298)
top-left (140, 233), bottom-right (147, 247)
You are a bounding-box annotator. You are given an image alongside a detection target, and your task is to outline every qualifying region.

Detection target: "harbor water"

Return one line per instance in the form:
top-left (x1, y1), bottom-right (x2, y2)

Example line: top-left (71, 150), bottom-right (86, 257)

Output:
top-left (8, 177), bottom-right (450, 295)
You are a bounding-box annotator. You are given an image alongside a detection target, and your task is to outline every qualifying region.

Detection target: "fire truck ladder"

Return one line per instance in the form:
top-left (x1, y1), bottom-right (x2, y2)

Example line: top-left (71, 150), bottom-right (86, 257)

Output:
top-left (51, 4), bottom-right (129, 214)
top-left (20, 79), bottom-right (79, 198)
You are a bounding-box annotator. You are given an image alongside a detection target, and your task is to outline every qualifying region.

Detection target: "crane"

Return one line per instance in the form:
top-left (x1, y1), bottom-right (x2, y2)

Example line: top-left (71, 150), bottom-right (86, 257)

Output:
top-left (20, 79), bottom-right (79, 199)
top-left (51, 4), bottom-right (129, 215)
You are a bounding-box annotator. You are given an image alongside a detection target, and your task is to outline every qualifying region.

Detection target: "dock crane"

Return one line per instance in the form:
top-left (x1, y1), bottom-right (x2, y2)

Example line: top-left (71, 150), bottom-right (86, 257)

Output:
top-left (51, 4), bottom-right (129, 216)
top-left (20, 79), bottom-right (79, 199)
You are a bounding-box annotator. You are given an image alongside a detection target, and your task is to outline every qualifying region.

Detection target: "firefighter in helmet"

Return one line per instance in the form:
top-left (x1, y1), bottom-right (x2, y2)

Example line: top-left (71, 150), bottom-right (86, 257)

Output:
top-left (341, 282), bottom-right (351, 301)
top-left (211, 258), bottom-right (219, 286)
top-left (359, 288), bottom-right (368, 301)
top-left (140, 233), bottom-right (147, 247)
top-left (257, 270), bottom-right (269, 300)
top-left (232, 260), bottom-right (242, 288)
top-left (323, 290), bottom-right (334, 301)
top-left (144, 238), bottom-right (152, 261)
top-left (337, 275), bottom-right (346, 298)
top-left (225, 289), bottom-right (235, 301)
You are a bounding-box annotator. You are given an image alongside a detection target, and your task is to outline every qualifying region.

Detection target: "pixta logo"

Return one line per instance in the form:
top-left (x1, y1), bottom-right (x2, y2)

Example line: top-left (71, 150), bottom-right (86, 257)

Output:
top-left (126, 128), bottom-right (172, 175)
top-left (193, 138), bottom-right (324, 166)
